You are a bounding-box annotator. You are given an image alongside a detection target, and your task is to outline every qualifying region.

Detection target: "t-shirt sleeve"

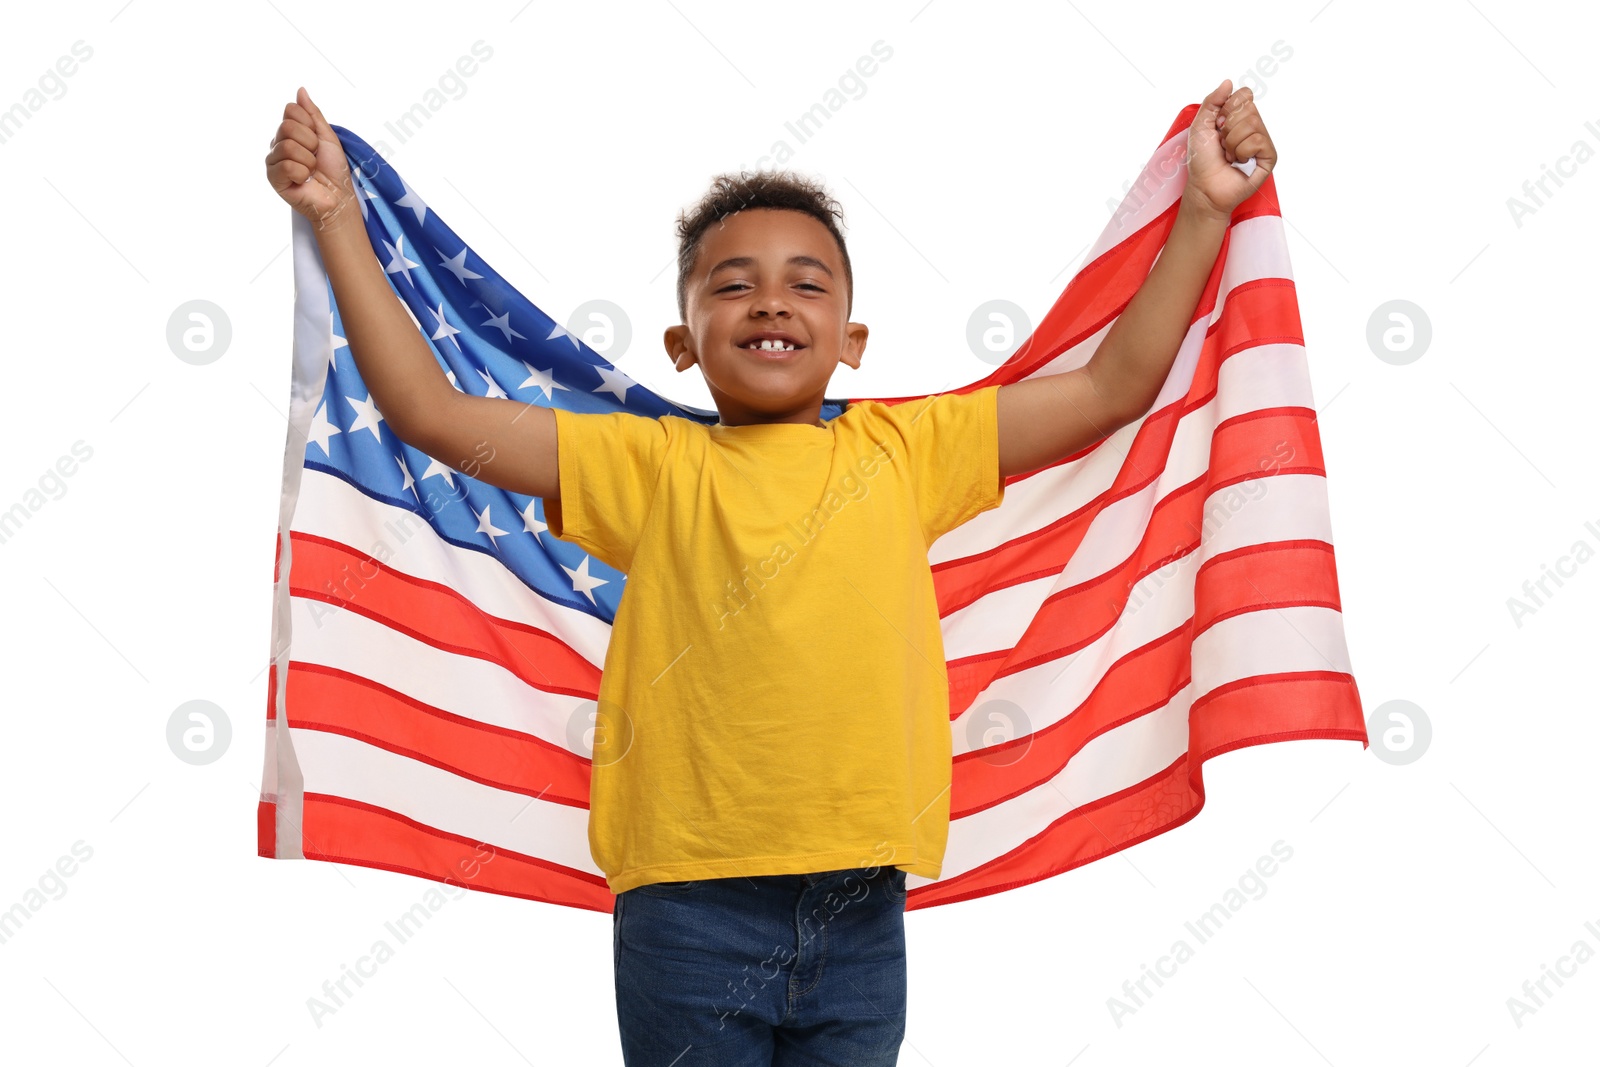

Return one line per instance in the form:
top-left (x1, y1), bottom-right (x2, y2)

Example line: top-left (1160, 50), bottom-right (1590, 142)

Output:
top-left (544, 407), bottom-right (671, 573)
top-left (865, 383), bottom-right (1006, 546)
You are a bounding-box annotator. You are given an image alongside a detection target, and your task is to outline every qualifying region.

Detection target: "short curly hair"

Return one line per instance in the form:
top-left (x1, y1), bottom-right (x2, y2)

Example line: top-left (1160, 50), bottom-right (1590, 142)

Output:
top-left (674, 169), bottom-right (854, 325)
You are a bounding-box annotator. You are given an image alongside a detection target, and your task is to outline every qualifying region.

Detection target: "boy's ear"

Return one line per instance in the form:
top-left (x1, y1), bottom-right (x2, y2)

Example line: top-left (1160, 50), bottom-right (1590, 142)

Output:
top-left (663, 325), bottom-right (697, 373)
top-left (839, 321), bottom-right (868, 370)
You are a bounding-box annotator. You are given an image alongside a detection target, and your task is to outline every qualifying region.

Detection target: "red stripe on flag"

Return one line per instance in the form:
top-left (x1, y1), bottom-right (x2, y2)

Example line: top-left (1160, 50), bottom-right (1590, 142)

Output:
top-left (932, 282), bottom-right (1308, 616)
top-left (300, 793), bottom-right (614, 911)
top-left (266, 629), bottom-right (279, 722)
top-left (874, 173), bottom-right (1285, 405)
top-left (949, 539), bottom-right (1350, 816)
top-left (913, 675), bottom-right (1363, 910)
top-left (285, 662), bottom-right (592, 807)
top-left (287, 531), bottom-right (601, 699)
top-left (257, 799), bottom-right (276, 858)
top-left (943, 406), bottom-right (1334, 721)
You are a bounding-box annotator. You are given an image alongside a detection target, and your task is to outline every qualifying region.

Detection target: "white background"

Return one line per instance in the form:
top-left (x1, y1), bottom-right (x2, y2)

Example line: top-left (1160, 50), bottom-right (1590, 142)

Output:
top-left (1, 0), bottom-right (1596, 1063)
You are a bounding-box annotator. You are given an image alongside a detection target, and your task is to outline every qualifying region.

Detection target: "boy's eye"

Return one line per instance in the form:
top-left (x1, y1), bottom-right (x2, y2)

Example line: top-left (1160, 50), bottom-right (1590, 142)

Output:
top-left (716, 282), bottom-right (825, 293)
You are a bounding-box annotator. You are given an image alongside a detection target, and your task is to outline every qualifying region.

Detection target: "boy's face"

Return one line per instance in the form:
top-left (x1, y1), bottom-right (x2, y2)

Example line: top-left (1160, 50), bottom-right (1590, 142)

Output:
top-left (665, 208), bottom-right (867, 427)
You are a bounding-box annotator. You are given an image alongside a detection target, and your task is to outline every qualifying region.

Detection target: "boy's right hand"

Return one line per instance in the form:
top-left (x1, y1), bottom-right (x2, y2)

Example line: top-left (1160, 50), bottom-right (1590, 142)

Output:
top-left (265, 87), bottom-right (359, 234)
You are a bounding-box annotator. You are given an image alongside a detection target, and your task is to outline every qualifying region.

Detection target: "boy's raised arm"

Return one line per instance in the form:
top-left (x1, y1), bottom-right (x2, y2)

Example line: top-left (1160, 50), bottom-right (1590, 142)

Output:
top-left (996, 78), bottom-right (1275, 479)
top-left (265, 87), bottom-right (560, 501)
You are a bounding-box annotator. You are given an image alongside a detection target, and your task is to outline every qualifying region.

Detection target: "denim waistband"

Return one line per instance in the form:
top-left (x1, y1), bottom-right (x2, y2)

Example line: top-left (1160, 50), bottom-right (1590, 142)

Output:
top-left (799, 865), bottom-right (896, 888)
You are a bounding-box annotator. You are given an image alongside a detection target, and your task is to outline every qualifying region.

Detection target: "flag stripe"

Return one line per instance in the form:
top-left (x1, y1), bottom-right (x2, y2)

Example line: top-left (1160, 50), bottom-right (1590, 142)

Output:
top-left (299, 793), bottom-right (612, 910)
top-left (284, 596), bottom-right (589, 747)
top-left (1008, 210), bottom-right (1294, 391)
top-left (289, 726), bottom-right (599, 877)
top-left (286, 662), bottom-right (591, 806)
top-left (936, 396), bottom-right (1329, 660)
top-left (947, 600), bottom-right (1353, 818)
top-left (941, 457), bottom-right (1335, 668)
top-left (928, 212), bottom-right (1297, 569)
top-left (913, 672), bottom-right (1362, 907)
top-left (290, 466), bottom-right (613, 664)
top-left (288, 530), bottom-right (600, 698)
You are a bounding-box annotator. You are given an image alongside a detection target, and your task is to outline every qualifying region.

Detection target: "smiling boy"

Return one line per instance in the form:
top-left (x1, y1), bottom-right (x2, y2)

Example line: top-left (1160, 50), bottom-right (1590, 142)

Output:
top-left (267, 79), bottom-right (1275, 1065)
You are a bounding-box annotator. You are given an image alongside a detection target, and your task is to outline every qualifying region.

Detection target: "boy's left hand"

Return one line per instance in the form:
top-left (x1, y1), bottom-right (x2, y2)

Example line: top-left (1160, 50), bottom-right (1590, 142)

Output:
top-left (1185, 79), bottom-right (1276, 219)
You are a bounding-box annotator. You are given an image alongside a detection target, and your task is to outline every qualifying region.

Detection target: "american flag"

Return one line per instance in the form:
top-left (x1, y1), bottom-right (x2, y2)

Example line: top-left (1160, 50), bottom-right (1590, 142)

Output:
top-left (259, 109), bottom-right (1367, 912)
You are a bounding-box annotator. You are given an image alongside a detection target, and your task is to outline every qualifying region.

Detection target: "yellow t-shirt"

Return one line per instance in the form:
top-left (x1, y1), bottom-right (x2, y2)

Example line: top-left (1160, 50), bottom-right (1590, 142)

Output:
top-left (545, 385), bottom-right (1005, 894)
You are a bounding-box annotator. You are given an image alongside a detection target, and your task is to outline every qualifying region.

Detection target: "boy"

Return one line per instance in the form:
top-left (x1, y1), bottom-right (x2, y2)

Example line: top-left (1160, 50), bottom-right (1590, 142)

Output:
top-left (266, 80), bottom-right (1274, 1065)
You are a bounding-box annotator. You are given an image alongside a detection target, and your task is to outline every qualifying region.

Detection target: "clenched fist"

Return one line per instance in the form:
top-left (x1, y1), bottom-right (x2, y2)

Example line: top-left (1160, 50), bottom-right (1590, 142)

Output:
top-left (264, 87), bottom-right (359, 233)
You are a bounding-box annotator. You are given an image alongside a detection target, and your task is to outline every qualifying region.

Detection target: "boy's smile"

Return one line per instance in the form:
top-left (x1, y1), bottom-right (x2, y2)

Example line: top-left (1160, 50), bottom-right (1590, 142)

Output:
top-left (665, 208), bottom-right (868, 428)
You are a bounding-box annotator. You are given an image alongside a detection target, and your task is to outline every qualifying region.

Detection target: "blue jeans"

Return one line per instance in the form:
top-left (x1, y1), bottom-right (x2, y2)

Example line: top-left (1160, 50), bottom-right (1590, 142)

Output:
top-left (613, 865), bottom-right (908, 1066)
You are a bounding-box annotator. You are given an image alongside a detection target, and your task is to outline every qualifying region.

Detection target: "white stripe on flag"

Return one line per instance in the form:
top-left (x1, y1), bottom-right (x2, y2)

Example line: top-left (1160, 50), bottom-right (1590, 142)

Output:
top-left (288, 596), bottom-right (592, 750)
top-left (292, 466), bottom-right (615, 665)
top-left (1016, 598), bottom-right (1351, 735)
top-left (935, 603), bottom-right (1353, 886)
top-left (927, 685), bottom-right (1193, 887)
top-left (288, 726), bottom-right (600, 876)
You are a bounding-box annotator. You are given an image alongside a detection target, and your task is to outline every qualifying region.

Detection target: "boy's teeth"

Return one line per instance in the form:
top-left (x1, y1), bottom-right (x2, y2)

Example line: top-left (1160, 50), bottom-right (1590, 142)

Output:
top-left (747, 340), bottom-right (796, 351)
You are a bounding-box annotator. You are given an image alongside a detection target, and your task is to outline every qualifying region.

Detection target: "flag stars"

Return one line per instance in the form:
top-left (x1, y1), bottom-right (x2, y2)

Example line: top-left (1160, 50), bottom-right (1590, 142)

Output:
top-left (420, 456), bottom-right (455, 488)
top-left (352, 168), bottom-right (381, 220)
top-left (482, 308), bottom-right (527, 346)
top-left (593, 366), bottom-right (636, 404)
top-left (471, 503), bottom-right (509, 545)
top-left (521, 499), bottom-right (547, 538)
top-left (428, 302), bottom-right (463, 352)
top-left (562, 555), bottom-right (609, 605)
top-left (345, 392), bottom-right (385, 440)
top-left (518, 361), bottom-right (569, 401)
top-left (329, 311), bottom-right (347, 371)
top-left (394, 178), bottom-right (429, 227)
top-left (382, 235), bottom-right (421, 287)
top-left (309, 177), bottom-right (658, 618)
top-left (306, 400), bottom-right (342, 455)
top-left (395, 454), bottom-right (417, 498)
top-left (477, 369), bottom-right (508, 399)
top-left (436, 246), bottom-right (484, 286)
top-left (546, 322), bottom-right (583, 350)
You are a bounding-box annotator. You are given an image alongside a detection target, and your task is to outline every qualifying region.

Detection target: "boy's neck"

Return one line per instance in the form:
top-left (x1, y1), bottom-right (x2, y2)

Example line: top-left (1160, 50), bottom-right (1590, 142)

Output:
top-left (715, 418), bottom-right (828, 429)
top-left (714, 403), bottom-right (829, 429)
